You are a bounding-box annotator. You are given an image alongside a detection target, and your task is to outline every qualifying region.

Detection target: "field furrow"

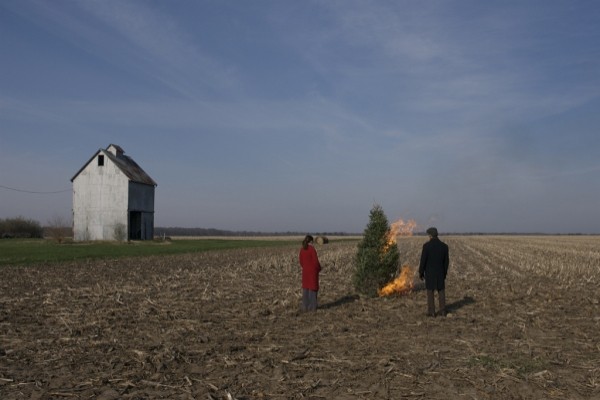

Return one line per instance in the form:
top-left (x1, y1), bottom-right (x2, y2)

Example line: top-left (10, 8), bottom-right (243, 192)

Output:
top-left (1, 236), bottom-right (599, 400)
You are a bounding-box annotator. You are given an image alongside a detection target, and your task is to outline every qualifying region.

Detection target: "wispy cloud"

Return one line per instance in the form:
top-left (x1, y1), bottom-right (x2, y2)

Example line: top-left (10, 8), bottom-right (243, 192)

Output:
top-left (6, 0), bottom-right (238, 100)
top-left (76, 0), bottom-right (239, 99)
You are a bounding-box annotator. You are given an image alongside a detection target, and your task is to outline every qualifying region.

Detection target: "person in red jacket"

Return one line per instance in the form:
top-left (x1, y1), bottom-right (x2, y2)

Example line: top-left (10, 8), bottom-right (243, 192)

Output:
top-left (299, 235), bottom-right (322, 312)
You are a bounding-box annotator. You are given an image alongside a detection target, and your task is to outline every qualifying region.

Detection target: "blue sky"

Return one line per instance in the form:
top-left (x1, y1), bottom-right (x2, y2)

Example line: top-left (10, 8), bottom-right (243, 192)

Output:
top-left (1, 0), bottom-right (599, 234)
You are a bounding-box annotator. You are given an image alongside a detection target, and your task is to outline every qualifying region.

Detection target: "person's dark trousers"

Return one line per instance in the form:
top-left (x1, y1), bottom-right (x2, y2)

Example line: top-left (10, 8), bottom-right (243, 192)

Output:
top-left (438, 289), bottom-right (446, 316)
top-left (427, 290), bottom-right (435, 316)
top-left (427, 289), bottom-right (446, 317)
top-left (302, 288), bottom-right (318, 312)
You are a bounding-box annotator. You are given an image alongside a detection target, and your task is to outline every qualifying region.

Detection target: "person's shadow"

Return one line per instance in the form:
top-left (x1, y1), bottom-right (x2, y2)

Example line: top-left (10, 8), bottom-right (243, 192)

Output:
top-left (319, 294), bottom-right (360, 310)
top-left (412, 280), bottom-right (476, 313)
top-left (446, 295), bottom-right (475, 313)
top-left (317, 291), bottom-right (475, 312)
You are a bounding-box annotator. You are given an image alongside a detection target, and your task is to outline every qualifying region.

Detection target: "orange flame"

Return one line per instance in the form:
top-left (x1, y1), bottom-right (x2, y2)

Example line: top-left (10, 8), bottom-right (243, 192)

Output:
top-left (378, 265), bottom-right (415, 297)
top-left (391, 218), bottom-right (417, 237)
top-left (384, 218), bottom-right (417, 251)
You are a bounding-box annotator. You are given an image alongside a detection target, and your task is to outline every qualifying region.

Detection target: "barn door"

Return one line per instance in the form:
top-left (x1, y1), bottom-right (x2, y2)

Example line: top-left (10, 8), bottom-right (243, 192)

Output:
top-left (129, 211), bottom-right (142, 240)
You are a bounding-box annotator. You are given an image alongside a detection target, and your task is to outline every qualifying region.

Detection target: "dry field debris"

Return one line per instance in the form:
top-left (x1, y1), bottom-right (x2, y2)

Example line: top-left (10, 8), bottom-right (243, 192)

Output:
top-left (1, 236), bottom-right (599, 399)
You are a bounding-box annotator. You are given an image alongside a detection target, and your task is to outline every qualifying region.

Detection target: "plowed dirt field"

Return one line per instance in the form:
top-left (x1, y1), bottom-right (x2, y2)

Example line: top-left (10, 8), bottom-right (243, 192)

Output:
top-left (1, 236), bottom-right (599, 399)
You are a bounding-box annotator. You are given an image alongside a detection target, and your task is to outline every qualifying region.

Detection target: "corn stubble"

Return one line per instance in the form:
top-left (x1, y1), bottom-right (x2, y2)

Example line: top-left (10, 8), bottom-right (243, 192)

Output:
top-left (0, 236), bottom-right (598, 399)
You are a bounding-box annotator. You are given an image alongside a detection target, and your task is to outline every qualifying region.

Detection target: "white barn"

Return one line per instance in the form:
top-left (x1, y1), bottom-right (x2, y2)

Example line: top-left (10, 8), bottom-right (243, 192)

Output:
top-left (71, 144), bottom-right (157, 241)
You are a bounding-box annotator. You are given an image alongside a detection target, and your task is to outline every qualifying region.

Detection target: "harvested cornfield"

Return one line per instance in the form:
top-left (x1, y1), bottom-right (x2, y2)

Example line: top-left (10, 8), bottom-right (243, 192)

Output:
top-left (1, 236), bottom-right (599, 399)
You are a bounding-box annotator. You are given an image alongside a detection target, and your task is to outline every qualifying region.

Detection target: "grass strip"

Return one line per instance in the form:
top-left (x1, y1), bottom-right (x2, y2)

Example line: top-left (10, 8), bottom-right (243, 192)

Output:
top-left (0, 238), bottom-right (299, 266)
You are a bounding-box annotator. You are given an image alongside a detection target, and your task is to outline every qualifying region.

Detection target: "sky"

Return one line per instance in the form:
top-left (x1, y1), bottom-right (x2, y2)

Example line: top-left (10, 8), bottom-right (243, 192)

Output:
top-left (1, 0), bottom-right (600, 234)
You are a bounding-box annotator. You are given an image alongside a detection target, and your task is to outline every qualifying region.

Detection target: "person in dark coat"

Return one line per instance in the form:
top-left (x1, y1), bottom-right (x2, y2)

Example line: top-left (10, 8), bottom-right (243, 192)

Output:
top-left (298, 235), bottom-right (322, 312)
top-left (419, 227), bottom-right (449, 317)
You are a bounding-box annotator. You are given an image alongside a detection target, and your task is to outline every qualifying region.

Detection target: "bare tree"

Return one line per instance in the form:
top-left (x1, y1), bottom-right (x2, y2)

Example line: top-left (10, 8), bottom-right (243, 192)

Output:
top-left (46, 215), bottom-right (71, 243)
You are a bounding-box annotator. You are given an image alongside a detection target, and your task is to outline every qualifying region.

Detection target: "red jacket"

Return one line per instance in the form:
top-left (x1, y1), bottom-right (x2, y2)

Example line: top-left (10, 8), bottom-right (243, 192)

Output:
top-left (299, 245), bottom-right (321, 291)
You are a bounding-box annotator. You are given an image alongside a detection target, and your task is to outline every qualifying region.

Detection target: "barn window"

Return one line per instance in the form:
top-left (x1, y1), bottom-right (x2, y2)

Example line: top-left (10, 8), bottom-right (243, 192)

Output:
top-left (98, 155), bottom-right (104, 166)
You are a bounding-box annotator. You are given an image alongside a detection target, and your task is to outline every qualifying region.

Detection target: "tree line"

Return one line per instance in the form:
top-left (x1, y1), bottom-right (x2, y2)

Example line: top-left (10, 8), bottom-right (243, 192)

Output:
top-left (0, 217), bottom-right (44, 238)
top-left (154, 227), bottom-right (354, 237)
top-left (0, 216), bottom-right (356, 239)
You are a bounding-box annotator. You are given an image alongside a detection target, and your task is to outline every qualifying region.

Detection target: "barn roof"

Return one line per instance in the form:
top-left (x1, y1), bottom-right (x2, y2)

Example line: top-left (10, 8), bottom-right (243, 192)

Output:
top-left (71, 145), bottom-right (157, 186)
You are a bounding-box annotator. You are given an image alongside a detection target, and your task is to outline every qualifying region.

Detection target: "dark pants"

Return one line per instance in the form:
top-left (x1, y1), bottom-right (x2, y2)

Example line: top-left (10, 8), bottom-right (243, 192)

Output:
top-left (427, 289), bottom-right (446, 316)
top-left (302, 289), bottom-right (318, 312)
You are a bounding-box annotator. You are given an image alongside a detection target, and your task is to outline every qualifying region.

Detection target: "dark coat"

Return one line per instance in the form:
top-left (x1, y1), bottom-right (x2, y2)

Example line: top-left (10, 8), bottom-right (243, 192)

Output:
top-left (419, 237), bottom-right (449, 291)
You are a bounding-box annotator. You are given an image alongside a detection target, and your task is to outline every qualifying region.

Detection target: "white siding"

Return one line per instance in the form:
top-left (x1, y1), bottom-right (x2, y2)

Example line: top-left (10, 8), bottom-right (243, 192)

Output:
top-left (72, 153), bottom-right (129, 241)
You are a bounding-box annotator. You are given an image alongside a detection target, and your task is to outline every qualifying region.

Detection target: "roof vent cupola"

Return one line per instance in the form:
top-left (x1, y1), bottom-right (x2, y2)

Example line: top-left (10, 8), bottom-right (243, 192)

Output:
top-left (107, 144), bottom-right (124, 157)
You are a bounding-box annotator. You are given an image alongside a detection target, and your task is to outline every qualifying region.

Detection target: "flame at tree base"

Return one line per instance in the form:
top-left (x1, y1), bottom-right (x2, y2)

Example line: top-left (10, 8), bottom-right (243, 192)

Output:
top-left (378, 265), bottom-right (415, 297)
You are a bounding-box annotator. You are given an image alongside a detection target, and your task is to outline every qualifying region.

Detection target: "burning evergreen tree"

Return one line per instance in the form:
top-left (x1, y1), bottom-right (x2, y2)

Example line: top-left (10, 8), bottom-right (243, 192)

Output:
top-left (353, 204), bottom-right (400, 297)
